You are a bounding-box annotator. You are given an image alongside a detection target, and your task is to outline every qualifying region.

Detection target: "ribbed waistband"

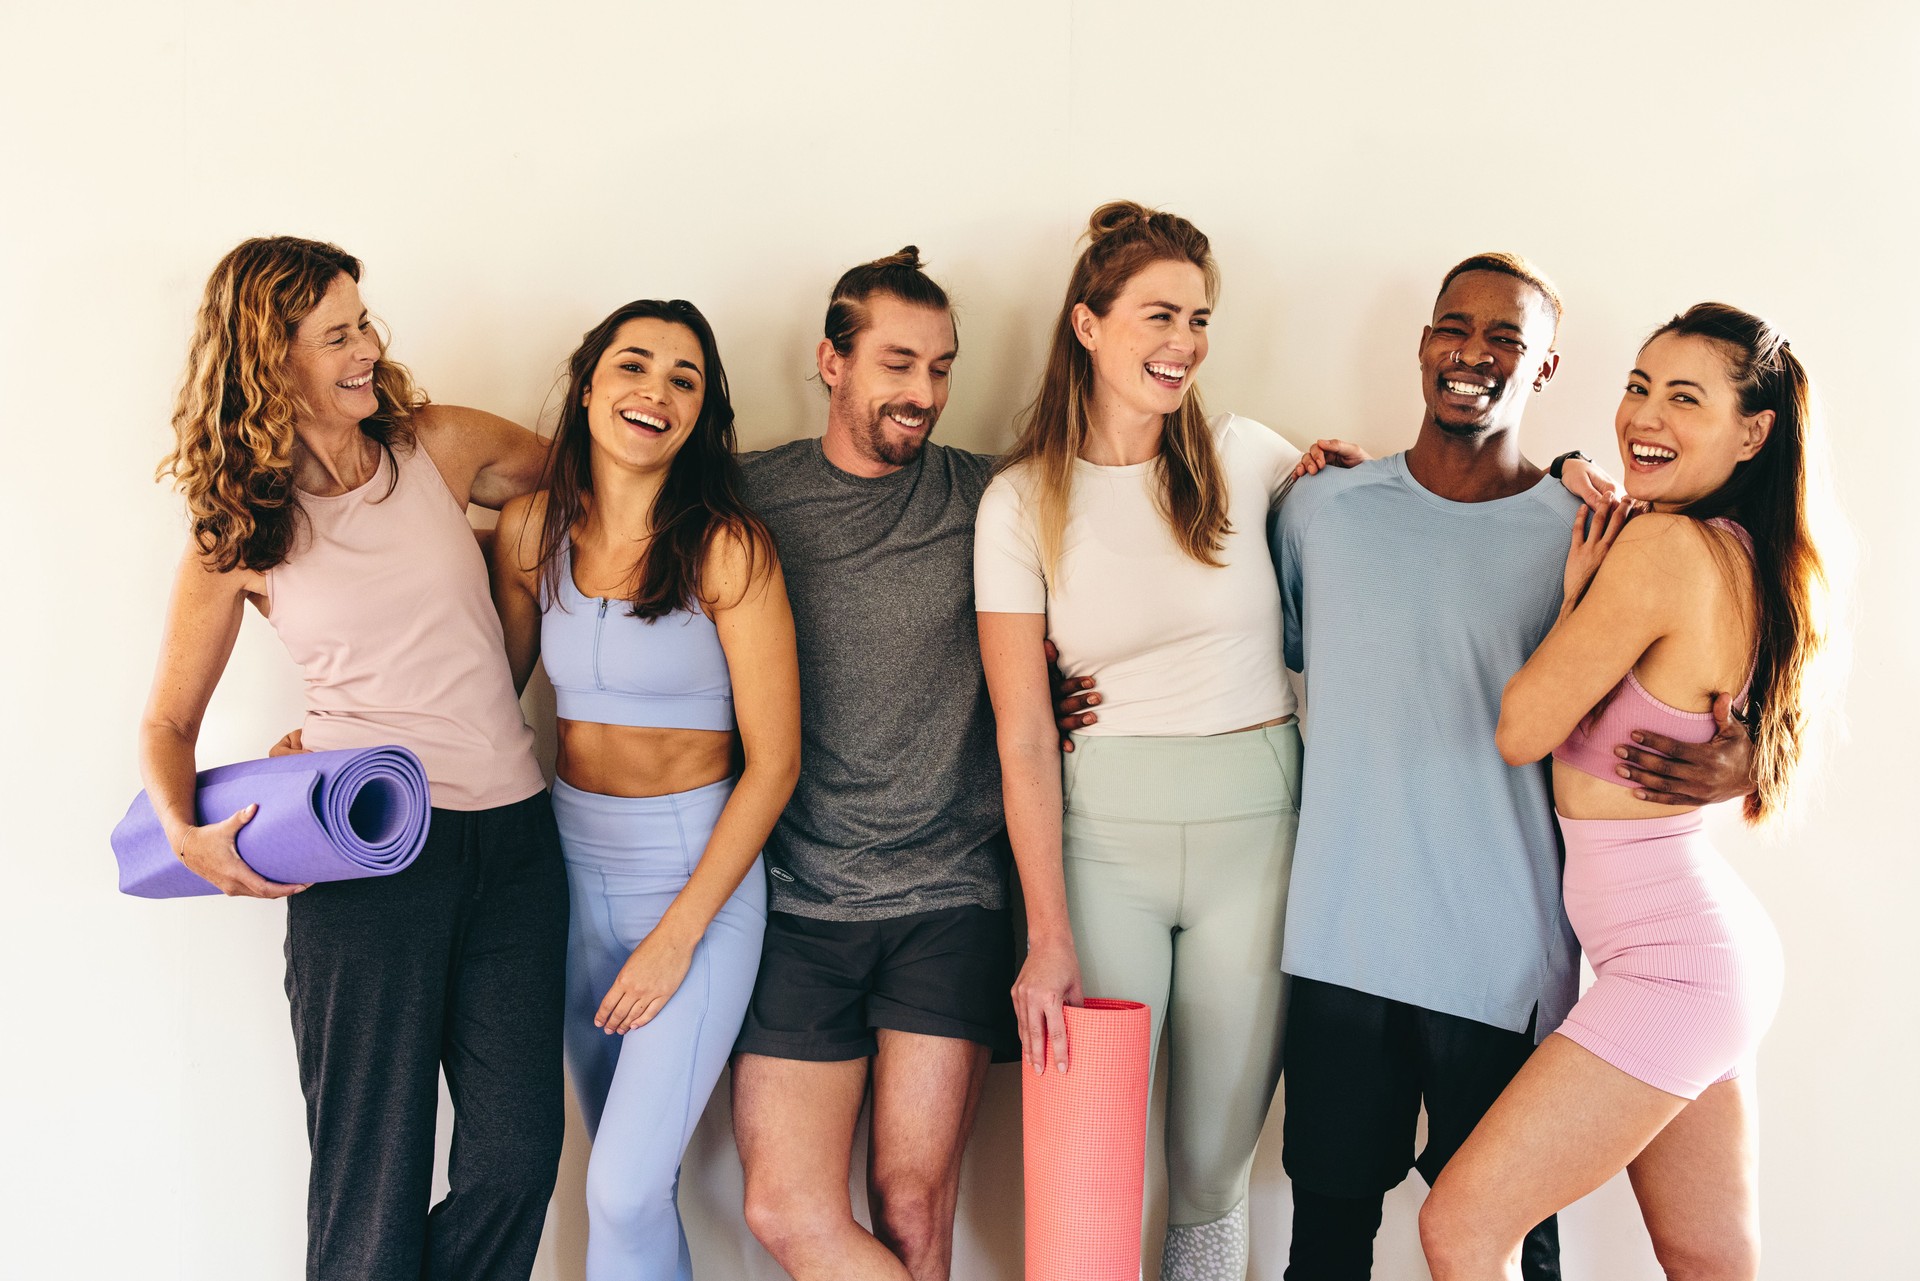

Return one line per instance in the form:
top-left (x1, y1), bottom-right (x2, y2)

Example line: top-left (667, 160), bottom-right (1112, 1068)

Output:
top-left (1555, 808), bottom-right (1708, 845)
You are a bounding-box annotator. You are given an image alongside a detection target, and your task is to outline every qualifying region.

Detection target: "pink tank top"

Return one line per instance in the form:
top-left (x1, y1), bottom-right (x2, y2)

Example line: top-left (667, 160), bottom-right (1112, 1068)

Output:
top-left (265, 443), bottom-right (544, 810)
top-left (1552, 519), bottom-right (1754, 786)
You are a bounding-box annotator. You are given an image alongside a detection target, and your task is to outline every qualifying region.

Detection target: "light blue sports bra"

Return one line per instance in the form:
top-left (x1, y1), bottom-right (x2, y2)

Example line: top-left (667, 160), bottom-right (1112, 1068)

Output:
top-left (540, 543), bottom-right (735, 732)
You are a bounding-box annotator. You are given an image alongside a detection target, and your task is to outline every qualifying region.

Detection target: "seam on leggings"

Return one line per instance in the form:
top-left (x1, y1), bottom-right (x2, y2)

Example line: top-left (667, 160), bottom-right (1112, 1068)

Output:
top-left (1260, 726), bottom-right (1301, 812)
top-left (1175, 821), bottom-right (1190, 926)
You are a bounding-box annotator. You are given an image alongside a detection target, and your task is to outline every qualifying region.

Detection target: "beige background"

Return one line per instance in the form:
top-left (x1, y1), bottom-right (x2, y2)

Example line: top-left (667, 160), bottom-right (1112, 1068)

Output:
top-left (4, 2), bottom-right (1914, 1277)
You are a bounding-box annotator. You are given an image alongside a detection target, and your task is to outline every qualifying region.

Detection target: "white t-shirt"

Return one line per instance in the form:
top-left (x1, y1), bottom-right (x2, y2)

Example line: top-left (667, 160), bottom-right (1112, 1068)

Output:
top-left (974, 413), bottom-right (1301, 737)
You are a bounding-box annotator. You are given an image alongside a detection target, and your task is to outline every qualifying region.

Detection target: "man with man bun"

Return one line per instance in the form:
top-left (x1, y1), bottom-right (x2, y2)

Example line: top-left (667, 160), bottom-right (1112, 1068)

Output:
top-left (729, 248), bottom-right (1015, 1281)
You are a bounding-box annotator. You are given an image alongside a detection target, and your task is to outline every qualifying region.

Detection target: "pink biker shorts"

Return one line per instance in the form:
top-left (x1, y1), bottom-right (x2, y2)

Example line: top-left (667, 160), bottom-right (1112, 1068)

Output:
top-left (1553, 809), bottom-right (1784, 1100)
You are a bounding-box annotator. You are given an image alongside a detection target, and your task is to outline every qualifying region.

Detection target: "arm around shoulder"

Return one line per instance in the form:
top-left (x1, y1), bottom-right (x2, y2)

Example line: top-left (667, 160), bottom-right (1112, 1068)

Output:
top-left (414, 403), bottom-right (549, 511)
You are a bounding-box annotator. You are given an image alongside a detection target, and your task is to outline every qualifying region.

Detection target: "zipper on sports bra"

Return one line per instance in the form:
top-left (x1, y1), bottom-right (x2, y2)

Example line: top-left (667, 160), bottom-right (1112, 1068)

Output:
top-left (593, 598), bottom-right (608, 690)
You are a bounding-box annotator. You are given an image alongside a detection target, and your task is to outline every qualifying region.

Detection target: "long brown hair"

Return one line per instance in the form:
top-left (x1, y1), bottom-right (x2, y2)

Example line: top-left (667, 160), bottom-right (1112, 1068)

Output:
top-left (998, 201), bottom-right (1228, 583)
top-left (1657, 303), bottom-right (1833, 823)
top-left (534, 299), bottom-right (771, 619)
top-left (159, 237), bottom-right (422, 572)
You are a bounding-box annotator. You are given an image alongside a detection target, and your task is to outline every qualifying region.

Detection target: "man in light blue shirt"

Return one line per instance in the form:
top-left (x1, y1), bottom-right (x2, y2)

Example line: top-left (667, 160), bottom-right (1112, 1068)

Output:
top-left (1270, 255), bottom-right (1578, 1280)
top-left (1270, 257), bottom-right (1753, 1281)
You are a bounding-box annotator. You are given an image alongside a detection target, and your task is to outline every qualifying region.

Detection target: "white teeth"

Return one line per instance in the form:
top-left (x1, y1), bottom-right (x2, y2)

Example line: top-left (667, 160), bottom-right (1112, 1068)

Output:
top-left (620, 410), bottom-right (669, 431)
top-left (339, 374), bottom-right (371, 388)
top-left (1444, 379), bottom-right (1490, 396)
top-left (1146, 362), bottom-right (1188, 381)
top-left (889, 411), bottom-right (927, 428)
top-left (1631, 442), bottom-right (1677, 462)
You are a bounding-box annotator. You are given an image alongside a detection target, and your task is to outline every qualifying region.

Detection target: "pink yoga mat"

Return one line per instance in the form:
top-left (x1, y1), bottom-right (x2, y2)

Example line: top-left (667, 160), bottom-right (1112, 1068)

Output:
top-left (1021, 997), bottom-right (1151, 1281)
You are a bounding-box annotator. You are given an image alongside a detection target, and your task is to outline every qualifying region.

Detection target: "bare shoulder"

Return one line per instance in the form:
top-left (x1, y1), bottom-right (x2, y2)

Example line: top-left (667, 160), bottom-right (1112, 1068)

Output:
top-left (1598, 513), bottom-right (1734, 615)
top-left (703, 519), bottom-right (782, 612)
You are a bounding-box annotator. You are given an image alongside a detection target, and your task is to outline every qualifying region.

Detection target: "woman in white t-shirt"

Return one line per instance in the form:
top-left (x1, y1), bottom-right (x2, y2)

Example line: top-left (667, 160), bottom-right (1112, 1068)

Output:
top-left (975, 201), bottom-right (1357, 1278)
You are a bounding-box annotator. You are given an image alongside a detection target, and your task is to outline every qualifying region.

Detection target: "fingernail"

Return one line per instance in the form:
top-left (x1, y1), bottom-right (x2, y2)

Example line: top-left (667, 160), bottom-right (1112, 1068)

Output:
top-left (1631, 732), bottom-right (1646, 743)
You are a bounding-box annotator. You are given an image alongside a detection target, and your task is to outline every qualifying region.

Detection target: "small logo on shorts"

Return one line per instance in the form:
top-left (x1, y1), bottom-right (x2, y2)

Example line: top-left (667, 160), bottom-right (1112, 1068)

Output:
top-left (768, 867), bottom-right (795, 883)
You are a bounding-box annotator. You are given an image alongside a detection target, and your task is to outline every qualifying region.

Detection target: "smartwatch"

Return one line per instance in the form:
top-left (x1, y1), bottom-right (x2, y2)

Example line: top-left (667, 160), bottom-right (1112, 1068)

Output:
top-left (1549, 450), bottom-right (1590, 480)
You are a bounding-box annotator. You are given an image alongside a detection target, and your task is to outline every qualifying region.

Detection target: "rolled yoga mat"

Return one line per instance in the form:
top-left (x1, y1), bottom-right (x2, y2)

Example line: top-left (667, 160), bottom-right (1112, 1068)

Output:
top-left (1021, 997), bottom-right (1152, 1281)
top-left (111, 746), bottom-right (431, 898)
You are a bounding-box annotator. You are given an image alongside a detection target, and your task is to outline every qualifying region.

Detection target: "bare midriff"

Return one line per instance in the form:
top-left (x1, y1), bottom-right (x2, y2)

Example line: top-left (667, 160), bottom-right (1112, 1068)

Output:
top-left (1552, 760), bottom-right (1701, 822)
top-left (556, 721), bottom-right (737, 798)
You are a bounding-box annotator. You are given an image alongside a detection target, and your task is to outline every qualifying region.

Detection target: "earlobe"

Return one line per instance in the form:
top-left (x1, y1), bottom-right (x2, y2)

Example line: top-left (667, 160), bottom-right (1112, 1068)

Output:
top-left (1740, 409), bottom-right (1775, 460)
top-left (817, 339), bottom-right (840, 389)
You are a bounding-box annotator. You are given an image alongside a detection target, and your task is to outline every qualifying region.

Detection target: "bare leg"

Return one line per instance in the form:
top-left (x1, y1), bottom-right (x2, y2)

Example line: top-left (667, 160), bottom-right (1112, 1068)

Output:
top-left (1626, 1077), bottom-right (1762, 1281)
top-left (732, 1053), bottom-right (910, 1281)
top-left (1418, 1034), bottom-right (1688, 1280)
top-left (867, 1029), bottom-right (991, 1281)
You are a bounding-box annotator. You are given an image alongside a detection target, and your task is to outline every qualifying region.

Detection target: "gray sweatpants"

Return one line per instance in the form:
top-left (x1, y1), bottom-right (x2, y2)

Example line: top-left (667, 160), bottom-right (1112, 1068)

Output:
top-left (1061, 722), bottom-right (1301, 1229)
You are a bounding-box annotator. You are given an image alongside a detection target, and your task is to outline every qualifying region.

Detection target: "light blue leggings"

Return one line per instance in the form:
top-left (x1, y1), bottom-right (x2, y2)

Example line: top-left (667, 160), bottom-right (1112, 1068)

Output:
top-left (553, 777), bottom-right (767, 1281)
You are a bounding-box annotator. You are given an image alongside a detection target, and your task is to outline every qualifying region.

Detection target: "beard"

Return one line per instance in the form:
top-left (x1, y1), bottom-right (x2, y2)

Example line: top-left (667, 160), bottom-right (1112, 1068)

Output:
top-left (855, 400), bottom-right (939, 468)
top-left (1430, 372), bottom-right (1504, 438)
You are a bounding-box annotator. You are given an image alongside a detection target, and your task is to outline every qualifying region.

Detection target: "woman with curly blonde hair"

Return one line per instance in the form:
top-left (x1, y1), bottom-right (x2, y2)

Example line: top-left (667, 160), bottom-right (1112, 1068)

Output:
top-left (140, 236), bottom-right (564, 1281)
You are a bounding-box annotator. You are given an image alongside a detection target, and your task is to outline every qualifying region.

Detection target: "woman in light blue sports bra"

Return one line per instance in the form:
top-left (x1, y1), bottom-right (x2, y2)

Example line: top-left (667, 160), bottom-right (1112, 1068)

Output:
top-left (492, 299), bottom-right (800, 1281)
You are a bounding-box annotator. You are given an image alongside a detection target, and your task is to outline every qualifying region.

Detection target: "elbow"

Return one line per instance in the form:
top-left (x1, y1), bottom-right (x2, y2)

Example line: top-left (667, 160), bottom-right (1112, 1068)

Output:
top-left (1495, 725), bottom-right (1536, 768)
top-left (743, 742), bottom-right (801, 806)
top-left (1494, 695), bottom-right (1549, 767)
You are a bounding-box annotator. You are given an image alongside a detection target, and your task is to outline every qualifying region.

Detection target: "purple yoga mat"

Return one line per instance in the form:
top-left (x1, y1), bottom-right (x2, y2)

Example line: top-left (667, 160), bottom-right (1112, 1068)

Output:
top-left (110, 746), bottom-right (432, 898)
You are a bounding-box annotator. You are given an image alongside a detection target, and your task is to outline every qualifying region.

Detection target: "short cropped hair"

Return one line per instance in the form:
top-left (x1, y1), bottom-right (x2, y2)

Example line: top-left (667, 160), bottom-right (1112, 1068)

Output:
top-left (1436, 252), bottom-right (1563, 335)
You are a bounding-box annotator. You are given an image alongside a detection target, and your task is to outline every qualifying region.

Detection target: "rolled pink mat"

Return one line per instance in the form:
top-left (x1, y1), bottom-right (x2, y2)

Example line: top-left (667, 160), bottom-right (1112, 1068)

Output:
top-left (1021, 997), bottom-right (1151, 1281)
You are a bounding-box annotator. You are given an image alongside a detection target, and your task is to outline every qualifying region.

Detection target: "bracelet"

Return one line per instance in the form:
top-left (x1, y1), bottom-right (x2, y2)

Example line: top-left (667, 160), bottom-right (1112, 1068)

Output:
top-left (1549, 450), bottom-right (1590, 480)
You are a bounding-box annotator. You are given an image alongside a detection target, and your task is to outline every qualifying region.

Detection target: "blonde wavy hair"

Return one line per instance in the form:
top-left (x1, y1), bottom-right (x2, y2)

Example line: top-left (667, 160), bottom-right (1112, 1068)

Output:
top-left (160, 237), bottom-right (424, 571)
top-left (998, 201), bottom-right (1228, 584)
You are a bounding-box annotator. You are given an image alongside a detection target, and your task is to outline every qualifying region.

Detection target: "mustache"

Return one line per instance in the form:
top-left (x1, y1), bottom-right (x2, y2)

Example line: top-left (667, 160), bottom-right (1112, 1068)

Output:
top-left (880, 401), bottom-right (938, 428)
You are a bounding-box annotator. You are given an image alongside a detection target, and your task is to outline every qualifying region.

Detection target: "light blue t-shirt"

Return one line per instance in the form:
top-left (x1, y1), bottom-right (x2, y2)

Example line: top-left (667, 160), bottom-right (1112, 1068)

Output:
top-left (1273, 452), bottom-right (1581, 1040)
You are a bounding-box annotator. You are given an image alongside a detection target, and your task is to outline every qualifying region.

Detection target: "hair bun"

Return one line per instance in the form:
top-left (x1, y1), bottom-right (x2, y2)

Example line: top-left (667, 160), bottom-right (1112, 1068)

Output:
top-left (1087, 201), bottom-right (1151, 243)
top-left (875, 245), bottom-right (923, 270)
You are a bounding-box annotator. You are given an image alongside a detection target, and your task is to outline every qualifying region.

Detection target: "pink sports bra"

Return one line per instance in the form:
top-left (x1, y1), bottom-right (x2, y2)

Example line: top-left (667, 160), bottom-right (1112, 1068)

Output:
top-left (1551, 519), bottom-right (1754, 787)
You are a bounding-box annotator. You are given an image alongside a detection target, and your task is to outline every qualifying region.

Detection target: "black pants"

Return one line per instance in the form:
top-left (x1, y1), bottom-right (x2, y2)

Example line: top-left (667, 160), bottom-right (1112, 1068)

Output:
top-left (1281, 977), bottom-right (1561, 1281)
top-left (284, 790), bottom-right (569, 1281)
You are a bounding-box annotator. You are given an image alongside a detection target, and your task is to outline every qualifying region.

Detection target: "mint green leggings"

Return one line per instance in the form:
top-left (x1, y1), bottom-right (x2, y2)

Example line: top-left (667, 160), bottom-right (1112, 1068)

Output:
top-left (1061, 722), bottom-right (1301, 1229)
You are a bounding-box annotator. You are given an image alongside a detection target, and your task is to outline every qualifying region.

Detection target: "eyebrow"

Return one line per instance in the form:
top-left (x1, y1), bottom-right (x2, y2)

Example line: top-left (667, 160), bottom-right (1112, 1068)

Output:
top-left (879, 343), bottom-right (960, 362)
top-left (1629, 367), bottom-right (1707, 391)
top-left (616, 346), bottom-right (702, 374)
top-left (1436, 311), bottom-right (1522, 333)
top-left (1142, 300), bottom-right (1211, 315)
top-left (323, 311), bottom-right (370, 336)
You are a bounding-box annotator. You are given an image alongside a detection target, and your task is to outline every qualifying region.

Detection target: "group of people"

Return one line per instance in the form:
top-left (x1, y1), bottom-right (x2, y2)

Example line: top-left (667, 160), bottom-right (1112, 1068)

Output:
top-left (137, 202), bottom-right (1833, 1281)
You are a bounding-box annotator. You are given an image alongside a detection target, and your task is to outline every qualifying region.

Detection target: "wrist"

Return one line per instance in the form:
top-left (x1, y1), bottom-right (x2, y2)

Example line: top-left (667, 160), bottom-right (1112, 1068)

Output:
top-left (1549, 450), bottom-right (1590, 480)
top-left (649, 909), bottom-right (704, 953)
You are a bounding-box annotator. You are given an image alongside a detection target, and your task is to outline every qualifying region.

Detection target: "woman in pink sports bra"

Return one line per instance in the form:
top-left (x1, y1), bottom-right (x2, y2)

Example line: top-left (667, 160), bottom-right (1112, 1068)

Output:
top-left (1421, 304), bottom-right (1836, 1281)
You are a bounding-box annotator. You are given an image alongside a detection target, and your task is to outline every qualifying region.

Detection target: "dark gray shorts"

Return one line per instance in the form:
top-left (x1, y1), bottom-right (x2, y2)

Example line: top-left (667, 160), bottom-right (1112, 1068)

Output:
top-left (734, 904), bottom-right (1019, 1063)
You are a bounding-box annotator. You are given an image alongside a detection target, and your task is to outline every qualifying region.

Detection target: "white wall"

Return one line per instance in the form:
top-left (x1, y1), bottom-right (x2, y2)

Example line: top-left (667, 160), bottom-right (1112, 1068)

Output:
top-left (5, 2), bottom-right (1914, 1276)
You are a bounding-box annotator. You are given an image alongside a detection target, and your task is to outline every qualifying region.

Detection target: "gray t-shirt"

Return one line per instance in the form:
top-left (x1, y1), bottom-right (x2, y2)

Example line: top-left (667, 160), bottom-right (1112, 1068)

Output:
top-left (741, 437), bottom-right (1008, 921)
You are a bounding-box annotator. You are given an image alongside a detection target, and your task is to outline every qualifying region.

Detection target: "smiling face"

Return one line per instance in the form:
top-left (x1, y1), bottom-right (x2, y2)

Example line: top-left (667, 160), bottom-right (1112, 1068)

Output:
top-left (1075, 257), bottom-right (1211, 426)
top-left (821, 294), bottom-right (955, 472)
top-left (1418, 271), bottom-right (1559, 439)
top-left (1616, 332), bottom-right (1774, 510)
top-left (286, 272), bottom-right (381, 431)
top-left (582, 317), bottom-right (706, 475)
